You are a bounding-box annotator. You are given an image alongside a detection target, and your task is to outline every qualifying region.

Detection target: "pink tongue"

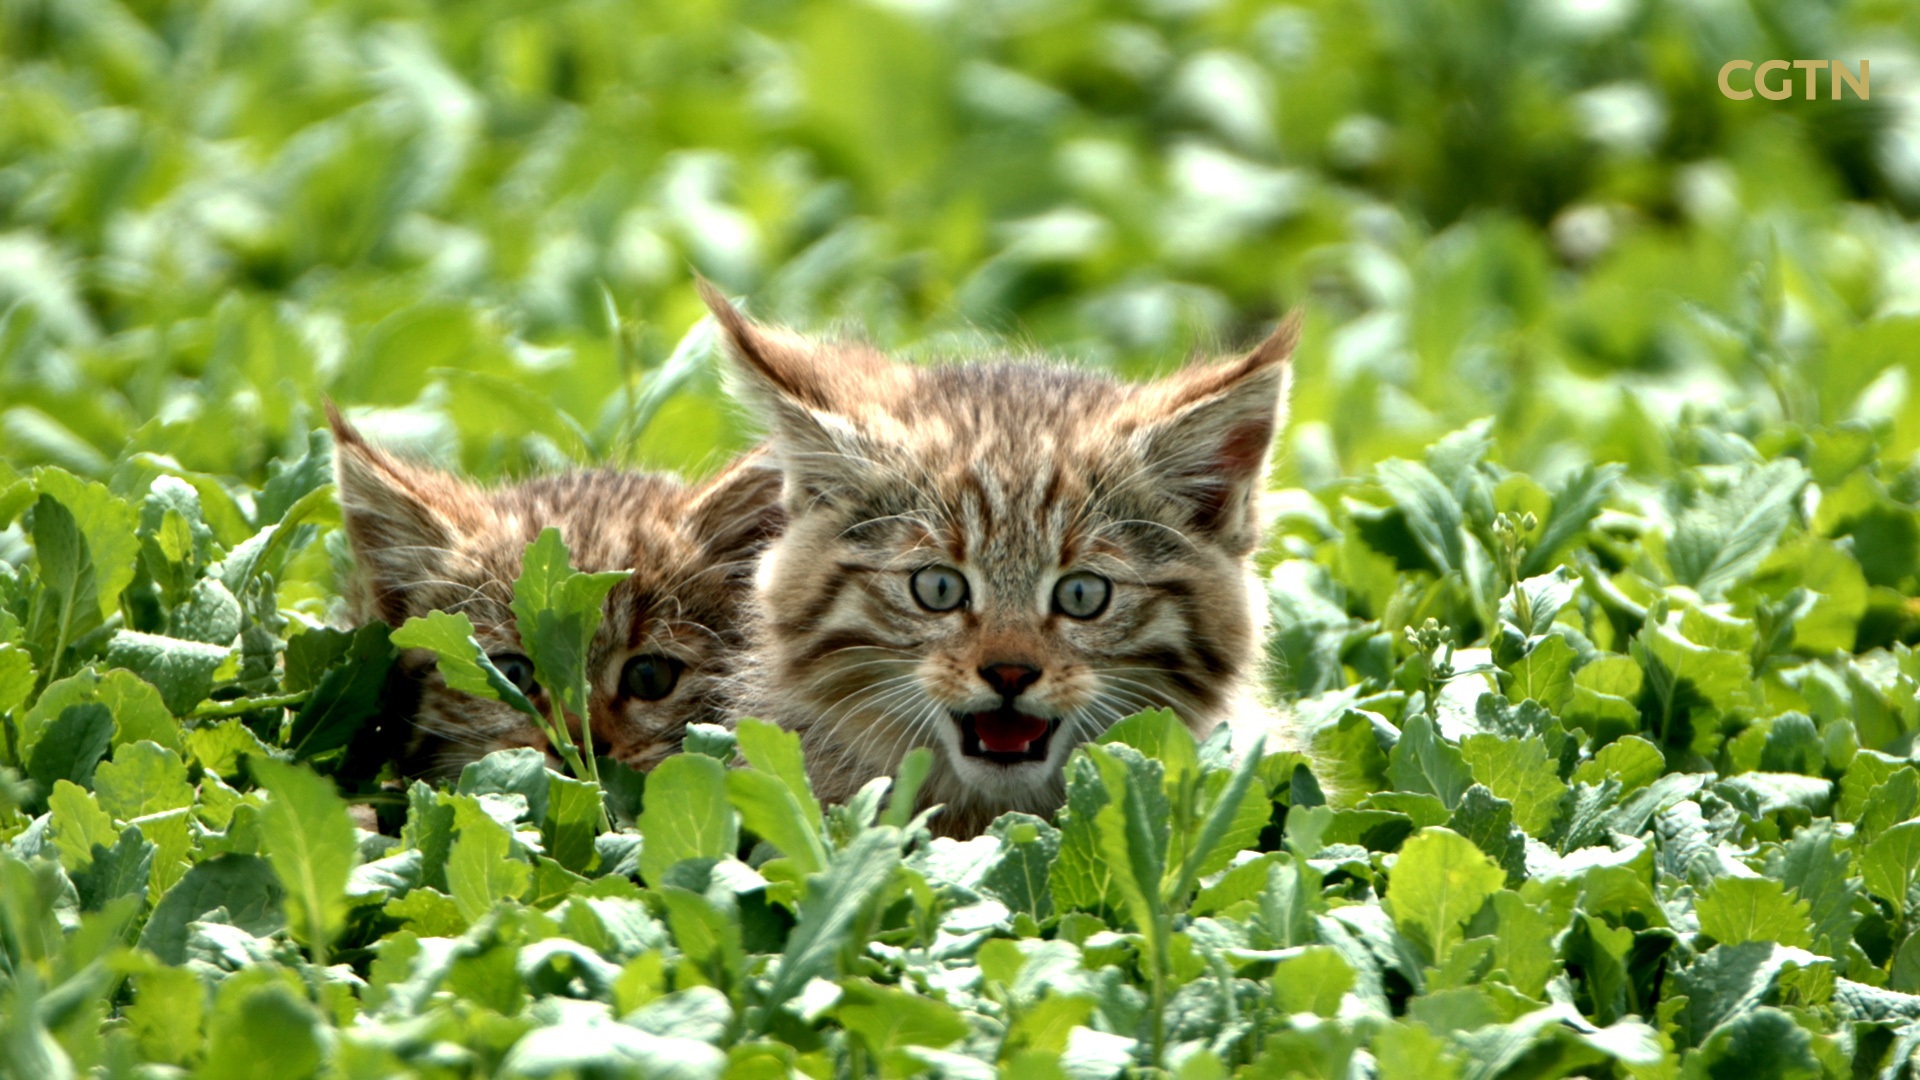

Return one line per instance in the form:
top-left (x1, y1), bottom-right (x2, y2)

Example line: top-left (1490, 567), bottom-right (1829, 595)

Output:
top-left (974, 711), bottom-right (1049, 753)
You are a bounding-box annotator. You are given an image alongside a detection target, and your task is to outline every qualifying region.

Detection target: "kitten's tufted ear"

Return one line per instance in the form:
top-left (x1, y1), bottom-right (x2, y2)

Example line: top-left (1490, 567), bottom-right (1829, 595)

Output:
top-left (699, 282), bottom-right (890, 509)
top-left (327, 402), bottom-right (476, 624)
top-left (1135, 313), bottom-right (1298, 555)
top-left (686, 447), bottom-right (787, 570)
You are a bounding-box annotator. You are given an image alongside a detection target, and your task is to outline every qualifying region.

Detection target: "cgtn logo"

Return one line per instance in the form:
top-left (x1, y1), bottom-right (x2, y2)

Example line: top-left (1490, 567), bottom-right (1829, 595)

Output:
top-left (1719, 60), bottom-right (1869, 100)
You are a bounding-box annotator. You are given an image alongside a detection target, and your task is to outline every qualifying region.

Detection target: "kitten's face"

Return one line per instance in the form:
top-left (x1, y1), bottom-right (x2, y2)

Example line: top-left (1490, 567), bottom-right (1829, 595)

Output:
top-left (711, 291), bottom-right (1293, 826)
top-left (331, 410), bottom-right (781, 779)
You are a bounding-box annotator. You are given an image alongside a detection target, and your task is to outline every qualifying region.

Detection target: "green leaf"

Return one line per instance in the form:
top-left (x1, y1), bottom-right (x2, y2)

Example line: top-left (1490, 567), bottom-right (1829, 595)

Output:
top-left (835, 979), bottom-right (970, 1065)
top-left (509, 526), bottom-right (630, 723)
top-left (187, 719), bottom-right (275, 780)
top-left (1695, 876), bottom-right (1813, 948)
top-left (22, 668), bottom-right (179, 757)
top-left (1167, 733), bottom-right (1266, 904)
top-left (760, 826), bottom-right (903, 1023)
top-left (1500, 568), bottom-right (1579, 637)
top-left (138, 854), bottom-right (286, 965)
top-left (105, 631), bottom-right (229, 716)
top-left (1504, 633), bottom-right (1576, 713)
top-left (48, 779), bottom-right (119, 872)
top-left (729, 719), bottom-right (828, 874)
top-left (446, 794), bottom-right (533, 923)
top-left (978, 813), bottom-right (1060, 921)
top-left (639, 752), bottom-right (738, 888)
top-left (93, 740), bottom-right (194, 821)
top-left (390, 610), bottom-right (539, 717)
top-left (1459, 733), bottom-right (1566, 836)
top-left (1520, 464), bottom-right (1622, 576)
top-left (1387, 714), bottom-right (1474, 809)
top-left (69, 824), bottom-right (154, 910)
top-left (27, 703), bottom-right (114, 800)
top-left (251, 758), bottom-right (357, 964)
top-left (1271, 947), bottom-right (1354, 1017)
top-left (1863, 821), bottom-right (1920, 919)
top-left (1087, 743), bottom-right (1170, 936)
top-left (0, 644), bottom-right (33, 718)
top-left (35, 469), bottom-right (138, 620)
top-left (198, 970), bottom-right (323, 1080)
top-left (1444, 785), bottom-right (1526, 886)
top-left (1667, 459), bottom-right (1807, 599)
top-left (1572, 735), bottom-right (1664, 793)
top-left (1385, 827), bottom-right (1505, 965)
top-left (544, 773), bottom-right (603, 875)
top-left (1376, 459), bottom-right (1466, 573)
top-left (286, 621), bottom-right (394, 761)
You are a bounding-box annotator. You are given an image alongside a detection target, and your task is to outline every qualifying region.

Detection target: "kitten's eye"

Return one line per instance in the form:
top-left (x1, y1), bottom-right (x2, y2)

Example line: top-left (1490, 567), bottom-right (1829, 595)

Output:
top-left (910, 566), bottom-right (968, 612)
top-left (621, 654), bottom-right (682, 701)
top-left (490, 653), bottom-right (538, 694)
top-left (1053, 571), bottom-right (1112, 619)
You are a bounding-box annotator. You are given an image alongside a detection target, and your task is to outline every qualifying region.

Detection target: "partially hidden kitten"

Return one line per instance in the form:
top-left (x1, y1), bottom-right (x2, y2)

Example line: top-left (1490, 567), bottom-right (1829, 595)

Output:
top-left (706, 287), bottom-right (1299, 837)
top-left (329, 405), bottom-right (783, 779)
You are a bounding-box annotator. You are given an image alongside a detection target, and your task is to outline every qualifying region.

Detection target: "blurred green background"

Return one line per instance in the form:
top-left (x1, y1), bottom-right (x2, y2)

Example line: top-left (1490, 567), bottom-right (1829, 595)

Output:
top-left (1, 0), bottom-right (1917, 494)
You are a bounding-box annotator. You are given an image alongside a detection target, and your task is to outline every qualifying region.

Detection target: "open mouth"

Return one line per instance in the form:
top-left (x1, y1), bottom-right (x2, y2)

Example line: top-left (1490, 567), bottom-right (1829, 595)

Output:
top-left (954, 708), bottom-right (1059, 764)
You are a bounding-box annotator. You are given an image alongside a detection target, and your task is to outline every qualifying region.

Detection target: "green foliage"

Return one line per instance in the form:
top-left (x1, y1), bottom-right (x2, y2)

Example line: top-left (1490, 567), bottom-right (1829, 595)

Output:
top-left (4, 0), bottom-right (1920, 1075)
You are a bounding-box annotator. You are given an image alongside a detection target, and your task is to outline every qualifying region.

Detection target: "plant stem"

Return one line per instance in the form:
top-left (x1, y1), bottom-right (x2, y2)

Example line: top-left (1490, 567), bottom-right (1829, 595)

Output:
top-left (190, 689), bottom-right (312, 719)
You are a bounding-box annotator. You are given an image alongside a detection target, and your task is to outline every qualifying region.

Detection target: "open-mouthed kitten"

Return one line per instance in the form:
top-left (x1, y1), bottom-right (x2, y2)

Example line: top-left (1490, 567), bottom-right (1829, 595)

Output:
top-left (706, 287), bottom-right (1298, 838)
top-left (329, 405), bottom-right (782, 779)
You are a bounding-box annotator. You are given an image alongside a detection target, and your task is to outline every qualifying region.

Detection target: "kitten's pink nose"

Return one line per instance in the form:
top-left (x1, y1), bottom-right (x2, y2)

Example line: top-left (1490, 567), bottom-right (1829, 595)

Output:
top-left (979, 663), bottom-right (1042, 698)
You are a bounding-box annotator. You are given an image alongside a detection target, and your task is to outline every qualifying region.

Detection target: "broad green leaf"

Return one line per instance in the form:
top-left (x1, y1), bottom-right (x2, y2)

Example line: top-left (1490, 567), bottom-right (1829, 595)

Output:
top-left (1376, 458), bottom-right (1466, 573)
top-left (835, 979), bottom-right (970, 1065)
top-left (1271, 947), bottom-right (1354, 1017)
top-left (286, 621), bottom-right (394, 761)
top-left (26, 703), bottom-right (113, 798)
top-left (1695, 876), bottom-right (1813, 948)
top-left (761, 826), bottom-right (903, 1022)
top-left (70, 825), bottom-right (154, 910)
top-left (1444, 785), bottom-right (1526, 886)
top-left (1504, 633), bottom-right (1575, 713)
top-left (0, 644), bottom-right (32, 718)
top-left (446, 794), bottom-right (533, 923)
top-left (978, 813), bottom-right (1060, 921)
top-left (1387, 714), bottom-right (1473, 809)
top-left (1667, 459), bottom-right (1807, 599)
top-left (544, 773), bottom-right (603, 874)
top-left (509, 527), bottom-right (629, 722)
top-left (35, 469), bottom-right (138, 619)
top-left (124, 966), bottom-right (203, 1067)
top-left (105, 631), bottom-right (229, 716)
top-left (48, 780), bottom-right (118, 872)
top-left (1459, 733), bottom-right (1566, 836)
top-left (198, 970), bottom-right (323, 1080)
top-left (251, 758), bottom-right (357, 963)
top-left (639, 752), bottom-right (738, 888)
top-left (1499, 568), bottom-right (1578, 636)
top-left (730, 718), bottom-right (828, 873)
top-left (1572, 735), bottom-right (1664, 793)
top-left (390, 610), bottom-right (539, 717)
top-left (1386, 827), bottom-right (1505, 965)
top-left (138, 854), bottom-right (285, 965)
top-left (187, 719), bottom-right (275, 779)
top-left (93, 741), bottom-right (194, 821)
top-left (1864, 821), bottom-right (1920, 919)
top-left (22, 668), bottom-right (179, 756)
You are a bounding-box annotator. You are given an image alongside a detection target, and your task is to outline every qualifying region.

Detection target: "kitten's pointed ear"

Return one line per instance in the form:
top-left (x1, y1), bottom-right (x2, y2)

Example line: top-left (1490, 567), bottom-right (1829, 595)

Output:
top-left (327, 402), bottom-right (471, 624)
top-left (699, 281), bottom-right (888, 508)
top-left (686, 448), bottom-right (787, 569)
top-left (1136, 313), bottom-right (1298, 555)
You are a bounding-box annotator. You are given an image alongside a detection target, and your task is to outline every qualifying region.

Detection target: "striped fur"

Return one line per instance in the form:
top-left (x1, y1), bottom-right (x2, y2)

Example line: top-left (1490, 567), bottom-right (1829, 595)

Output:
top-left (708, 286), bottom-right (1300, 837)
top-left (329, 405), bottom-right (782, 779)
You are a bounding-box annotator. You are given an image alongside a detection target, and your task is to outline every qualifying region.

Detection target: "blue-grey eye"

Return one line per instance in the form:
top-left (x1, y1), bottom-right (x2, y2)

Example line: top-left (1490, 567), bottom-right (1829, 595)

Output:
top-left (911, 566), bottom-right (968, 612)
top-left (1053, 572), bottom-right (1111, 619)
top-left (490, 653), bottom-right (538, 694)
top-left (621, 654), bottom-right (682, 701)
